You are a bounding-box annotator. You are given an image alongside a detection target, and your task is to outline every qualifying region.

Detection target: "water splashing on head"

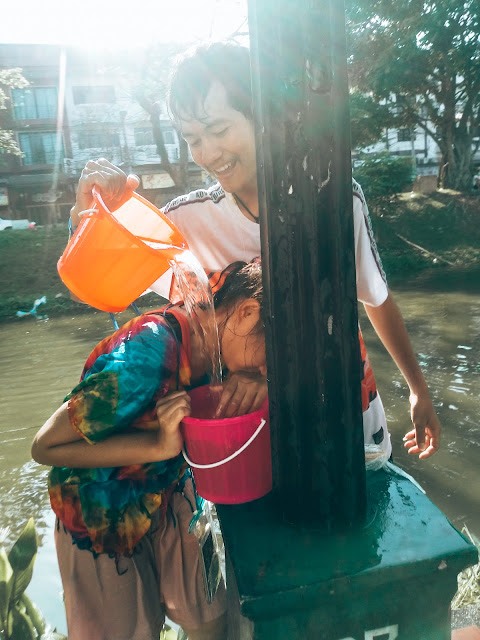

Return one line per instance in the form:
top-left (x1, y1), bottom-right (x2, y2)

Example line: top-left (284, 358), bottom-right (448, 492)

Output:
top-left (169, 250), bottom-right (223, 392)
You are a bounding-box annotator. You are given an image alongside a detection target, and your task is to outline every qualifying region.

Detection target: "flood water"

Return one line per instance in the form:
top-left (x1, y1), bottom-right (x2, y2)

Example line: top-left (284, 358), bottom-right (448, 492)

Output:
top-left (0, 288), bottom-right (479, 633)
top-left (360, 288), bottom-right (480, 540)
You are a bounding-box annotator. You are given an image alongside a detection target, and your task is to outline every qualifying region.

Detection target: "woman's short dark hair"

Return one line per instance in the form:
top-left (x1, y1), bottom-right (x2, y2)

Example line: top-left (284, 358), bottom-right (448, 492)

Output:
top-left (167, 41), bottom-right (253, 126)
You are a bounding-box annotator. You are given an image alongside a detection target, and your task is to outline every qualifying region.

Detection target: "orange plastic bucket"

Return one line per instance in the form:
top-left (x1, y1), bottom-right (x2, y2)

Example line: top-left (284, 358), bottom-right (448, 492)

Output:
top-left (181, 385), bottom-right (272, 504)
top-left (57, 190), bottom-right (188, 312)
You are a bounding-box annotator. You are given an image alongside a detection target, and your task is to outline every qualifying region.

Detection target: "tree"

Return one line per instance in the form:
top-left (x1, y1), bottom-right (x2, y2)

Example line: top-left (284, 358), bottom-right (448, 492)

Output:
top-left (345, 0), bottom-right (480, 191)
top-left (353, 152), bottom-right (414, 201)
top-left (0, 68), bottom-right (28, 156)
top-left (95, 45), bottom-right (191, 193)
top-left (133, 43), bottom-right (190, 193)
top-left (349, 93), bottom-right (394, 149)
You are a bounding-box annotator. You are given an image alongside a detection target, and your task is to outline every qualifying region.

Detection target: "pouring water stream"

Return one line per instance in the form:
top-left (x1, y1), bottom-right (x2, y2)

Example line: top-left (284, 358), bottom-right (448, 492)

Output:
top-left (168, 250), bottom-right (223, 398)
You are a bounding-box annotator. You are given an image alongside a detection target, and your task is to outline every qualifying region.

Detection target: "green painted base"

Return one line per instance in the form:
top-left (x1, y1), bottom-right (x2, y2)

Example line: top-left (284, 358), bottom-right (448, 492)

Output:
top-left (217, 468), bottom-right (478, 639)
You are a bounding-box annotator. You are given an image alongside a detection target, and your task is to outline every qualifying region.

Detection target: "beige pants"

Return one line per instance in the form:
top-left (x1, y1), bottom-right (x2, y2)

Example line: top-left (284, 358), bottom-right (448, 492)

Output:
top-left (55, 479), bottom-right (226, 640)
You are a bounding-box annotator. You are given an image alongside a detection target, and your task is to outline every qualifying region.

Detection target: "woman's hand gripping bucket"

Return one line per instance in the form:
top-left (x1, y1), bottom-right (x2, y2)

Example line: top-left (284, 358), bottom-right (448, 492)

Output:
top-left (181, 385), bottom-right (272, 504)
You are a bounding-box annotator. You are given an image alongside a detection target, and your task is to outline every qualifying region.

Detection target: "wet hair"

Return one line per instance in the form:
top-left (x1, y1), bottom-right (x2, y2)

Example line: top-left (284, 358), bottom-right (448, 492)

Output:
top-left (213, 258), bottom-right (263, 321)
top-left (167, 41), bottom-right (253, 126)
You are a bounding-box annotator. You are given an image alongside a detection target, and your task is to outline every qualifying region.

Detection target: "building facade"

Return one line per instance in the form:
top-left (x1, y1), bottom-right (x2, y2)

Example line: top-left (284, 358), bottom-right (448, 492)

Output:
top-left (4, 44), bottom-right (476, 225)
top-left (0, 44), bottom-right (204, 225)
top-left (354, 108), bottom-right (480, 180)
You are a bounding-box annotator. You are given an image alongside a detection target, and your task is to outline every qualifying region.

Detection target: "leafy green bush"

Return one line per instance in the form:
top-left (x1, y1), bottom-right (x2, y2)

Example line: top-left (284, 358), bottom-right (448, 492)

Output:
top-left (353, 152), bottom-right (415, 200)
top-left (0, 519), bottom-right (66, 640)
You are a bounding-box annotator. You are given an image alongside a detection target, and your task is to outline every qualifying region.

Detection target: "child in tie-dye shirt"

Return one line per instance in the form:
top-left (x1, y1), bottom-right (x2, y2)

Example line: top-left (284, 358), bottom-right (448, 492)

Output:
top-left (32, 260), bottom-right (266, 640)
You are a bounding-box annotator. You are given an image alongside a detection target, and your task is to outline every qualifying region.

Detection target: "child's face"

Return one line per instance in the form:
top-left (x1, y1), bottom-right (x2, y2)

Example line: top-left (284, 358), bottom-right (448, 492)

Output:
top-left (222, 332), bottom-right (267, 377)
top-left (219, 300), bottom-right (267, 376)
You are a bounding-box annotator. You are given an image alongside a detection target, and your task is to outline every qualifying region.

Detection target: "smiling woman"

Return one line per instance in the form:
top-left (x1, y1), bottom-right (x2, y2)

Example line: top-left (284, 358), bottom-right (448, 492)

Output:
top-left (0, 0), bottom-right (248, 46)
top-left (178, 82), bottom-right (258, 206)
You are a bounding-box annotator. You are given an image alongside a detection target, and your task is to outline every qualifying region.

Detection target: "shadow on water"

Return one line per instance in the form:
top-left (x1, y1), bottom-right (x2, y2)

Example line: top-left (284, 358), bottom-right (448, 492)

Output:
top-left (0, 289), bottom-right (479, 631)
top-left (391, 265), bottom-right (480, 297)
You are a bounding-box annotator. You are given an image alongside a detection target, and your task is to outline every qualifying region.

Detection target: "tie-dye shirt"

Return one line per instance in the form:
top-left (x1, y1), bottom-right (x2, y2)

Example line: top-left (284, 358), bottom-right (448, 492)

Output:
top-left (48, 307), bottom-right (192, 557)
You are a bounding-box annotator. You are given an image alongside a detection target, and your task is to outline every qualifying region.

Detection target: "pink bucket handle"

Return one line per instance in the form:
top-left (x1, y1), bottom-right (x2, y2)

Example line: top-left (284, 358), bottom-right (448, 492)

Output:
top-left (182, 419), bottom-right (266, 469)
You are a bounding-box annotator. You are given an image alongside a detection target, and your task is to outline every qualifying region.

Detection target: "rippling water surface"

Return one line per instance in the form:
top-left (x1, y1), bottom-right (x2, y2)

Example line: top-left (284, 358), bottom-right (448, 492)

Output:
top-left (0, 311), bottom-right (113, 634)
top-left (0, 290), bottom-right (479, 632)
top-left (360, 289), bottom-right (480, 538)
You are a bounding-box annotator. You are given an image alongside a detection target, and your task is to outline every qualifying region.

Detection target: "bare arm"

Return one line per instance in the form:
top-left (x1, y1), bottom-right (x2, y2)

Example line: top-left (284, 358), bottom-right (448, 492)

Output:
top-left (31, 391), bottom-right (190, 468)
top-left (364, 292), bottom-right (441, 459)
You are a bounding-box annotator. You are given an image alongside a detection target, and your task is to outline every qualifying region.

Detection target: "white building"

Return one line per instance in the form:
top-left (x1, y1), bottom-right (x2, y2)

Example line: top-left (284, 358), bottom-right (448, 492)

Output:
top-left (356, 102), bottom-right (480, 178)
top-left (0, 44), bottom-right (203, 224)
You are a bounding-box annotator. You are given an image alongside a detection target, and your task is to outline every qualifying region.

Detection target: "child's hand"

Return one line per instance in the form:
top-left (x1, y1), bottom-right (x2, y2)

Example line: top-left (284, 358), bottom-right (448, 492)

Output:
top-left (155, 391), bottom-right (191, 458)
top-left (403, 391), bottom-right (441, 459)
top-left (215, 371), bottom-right (268, 418)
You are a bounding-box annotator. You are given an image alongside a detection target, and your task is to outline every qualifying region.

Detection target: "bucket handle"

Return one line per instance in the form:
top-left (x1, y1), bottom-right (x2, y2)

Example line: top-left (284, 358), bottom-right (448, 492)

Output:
top-left (182, 419), bottom-right (266, 469)
top-left (77, 208), bottom-right (97, 219)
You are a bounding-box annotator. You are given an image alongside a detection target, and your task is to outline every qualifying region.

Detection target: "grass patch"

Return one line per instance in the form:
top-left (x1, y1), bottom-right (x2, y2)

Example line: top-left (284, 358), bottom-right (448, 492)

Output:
top-left (367, 191), bottom-right (480, 291)
top-left (0, 225), bottom-right (77, 322)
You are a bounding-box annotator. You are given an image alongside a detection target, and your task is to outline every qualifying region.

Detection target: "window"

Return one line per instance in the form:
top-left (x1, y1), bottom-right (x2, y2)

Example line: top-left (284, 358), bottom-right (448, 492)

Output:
top-left (134, 127), bottom-right (155, 146)
top-left (398, 128), bottom-right (416, 142)
top-left (12, 87), bottom-right (58, 119)
top-left (72, 86), bottom-right (116, 104)
top-left (163, 129), bottom-right (176, 145)
top-left (134, 127), bottom-right (177, 146)
top-left (18, 132), bottom-right (64, 165)
top-left (77, 129), bottom-right (120, 150)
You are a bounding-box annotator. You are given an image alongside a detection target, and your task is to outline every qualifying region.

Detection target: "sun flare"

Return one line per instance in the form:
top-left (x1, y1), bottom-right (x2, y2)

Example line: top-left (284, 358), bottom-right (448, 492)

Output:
top-left (1, 0), bottom-right (248, 48)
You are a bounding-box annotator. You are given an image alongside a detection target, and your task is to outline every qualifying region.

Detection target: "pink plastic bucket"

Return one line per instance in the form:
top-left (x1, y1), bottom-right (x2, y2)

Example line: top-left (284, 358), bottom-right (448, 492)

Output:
top-left (181, 385), bottom-right (272, 504)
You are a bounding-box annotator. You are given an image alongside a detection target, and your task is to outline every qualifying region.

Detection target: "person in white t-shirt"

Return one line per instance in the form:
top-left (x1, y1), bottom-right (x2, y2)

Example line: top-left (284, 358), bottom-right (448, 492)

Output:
top-left (70, 41), bottom-right (440, 459)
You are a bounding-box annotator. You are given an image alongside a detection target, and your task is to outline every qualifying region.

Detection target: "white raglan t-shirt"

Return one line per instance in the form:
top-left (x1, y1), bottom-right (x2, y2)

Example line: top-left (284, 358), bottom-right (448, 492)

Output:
top-left (150, 180), bottom-right (391, 456)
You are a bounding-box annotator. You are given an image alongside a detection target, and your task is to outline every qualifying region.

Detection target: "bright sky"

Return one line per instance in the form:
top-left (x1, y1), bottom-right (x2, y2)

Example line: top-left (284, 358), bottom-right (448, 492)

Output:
top-left (1, 0), bottom-right (249, 48)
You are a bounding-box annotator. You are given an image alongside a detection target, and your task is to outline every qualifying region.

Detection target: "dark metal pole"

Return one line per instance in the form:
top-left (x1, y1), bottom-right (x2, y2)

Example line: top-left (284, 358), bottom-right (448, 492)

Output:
top-left (217, 7), bottom-right (477, 634)
top-left (249, 0), bottom-right (366, 529)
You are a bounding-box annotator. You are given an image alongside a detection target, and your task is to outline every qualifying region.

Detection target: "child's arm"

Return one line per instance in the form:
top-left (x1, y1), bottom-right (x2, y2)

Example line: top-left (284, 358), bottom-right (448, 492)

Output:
top-left (364, 292), bottom-right (441, 459)
top-left (31, 391), bottom-right (190, 468)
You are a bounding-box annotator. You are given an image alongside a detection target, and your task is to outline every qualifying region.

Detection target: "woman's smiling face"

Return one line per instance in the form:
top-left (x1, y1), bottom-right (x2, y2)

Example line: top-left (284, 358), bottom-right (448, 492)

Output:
top-left (178, 81), bottom-right (257, 201)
